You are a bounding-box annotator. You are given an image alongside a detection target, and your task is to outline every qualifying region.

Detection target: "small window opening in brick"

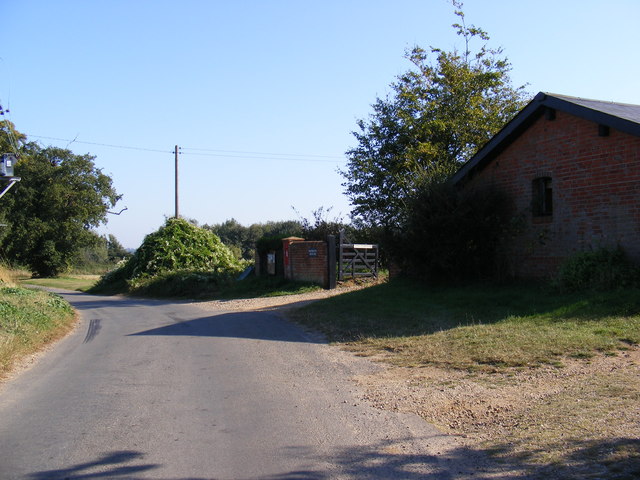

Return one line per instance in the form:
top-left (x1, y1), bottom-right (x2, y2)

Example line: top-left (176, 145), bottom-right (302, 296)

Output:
top-left (532, 177), bottom-right (552, 216)
top-left (598, 124), bottom-right (610, 137)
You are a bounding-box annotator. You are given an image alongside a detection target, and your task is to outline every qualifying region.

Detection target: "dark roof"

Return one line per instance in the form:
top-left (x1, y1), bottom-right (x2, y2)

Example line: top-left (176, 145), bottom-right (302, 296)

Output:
top-left (451, 92), bottom-right (640, 186)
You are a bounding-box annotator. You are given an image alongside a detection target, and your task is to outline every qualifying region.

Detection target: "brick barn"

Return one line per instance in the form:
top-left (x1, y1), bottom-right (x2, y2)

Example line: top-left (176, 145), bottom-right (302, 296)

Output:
top-left (451, 92), bottom-right (640, 278)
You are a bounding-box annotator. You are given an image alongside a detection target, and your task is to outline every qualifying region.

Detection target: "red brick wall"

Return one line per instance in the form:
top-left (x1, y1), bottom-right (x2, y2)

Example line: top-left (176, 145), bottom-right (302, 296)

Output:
top-left (287, 241), bottom-right (328, 287)
top-left (466, 110), bottom-right (640, 278)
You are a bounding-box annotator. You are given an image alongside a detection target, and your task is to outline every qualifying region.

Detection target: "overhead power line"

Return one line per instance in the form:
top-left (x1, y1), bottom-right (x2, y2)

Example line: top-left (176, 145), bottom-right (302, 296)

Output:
top-left (26, 134), bottom-right (347, 163)
top-left (27, 135), bottom-right (173, 154)
top-left (181, 146), bottom-right (343, 159)
top-left (180, 151), bottom-right (344, 163)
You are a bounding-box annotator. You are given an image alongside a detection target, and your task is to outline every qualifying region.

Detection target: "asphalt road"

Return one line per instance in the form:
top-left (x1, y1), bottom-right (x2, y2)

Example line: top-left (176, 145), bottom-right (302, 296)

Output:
top-left (0, 291), bottom-right (477, 480)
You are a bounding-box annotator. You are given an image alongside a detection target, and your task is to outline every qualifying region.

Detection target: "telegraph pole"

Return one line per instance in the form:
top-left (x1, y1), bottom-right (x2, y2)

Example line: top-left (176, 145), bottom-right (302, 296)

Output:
top-left (174, 145), bottom-right (179, 218)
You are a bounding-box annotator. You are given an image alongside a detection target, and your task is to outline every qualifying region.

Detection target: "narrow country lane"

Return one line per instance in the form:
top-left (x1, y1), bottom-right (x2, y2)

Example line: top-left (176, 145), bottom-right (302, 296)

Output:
top-left (0, 291), bottom-right (484, 479)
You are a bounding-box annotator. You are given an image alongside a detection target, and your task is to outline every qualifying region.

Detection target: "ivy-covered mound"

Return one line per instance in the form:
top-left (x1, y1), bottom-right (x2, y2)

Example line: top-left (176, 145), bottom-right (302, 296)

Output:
top-left (92, 218), bottom-right (245, 295)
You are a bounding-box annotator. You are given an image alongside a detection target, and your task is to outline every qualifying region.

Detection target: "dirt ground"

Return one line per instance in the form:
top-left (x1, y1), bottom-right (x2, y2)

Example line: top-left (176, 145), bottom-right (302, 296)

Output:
top-left (352, 349), bottom-right (640, 457)
top-left (197, 288), bottom-right (640, 478)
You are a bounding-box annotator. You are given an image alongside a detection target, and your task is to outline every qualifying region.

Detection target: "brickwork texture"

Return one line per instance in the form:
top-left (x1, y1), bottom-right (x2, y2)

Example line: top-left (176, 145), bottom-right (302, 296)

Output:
top-left (284, 240), bottom-right (329, 287)
top-left (467, 110), bottom-right (640, 278)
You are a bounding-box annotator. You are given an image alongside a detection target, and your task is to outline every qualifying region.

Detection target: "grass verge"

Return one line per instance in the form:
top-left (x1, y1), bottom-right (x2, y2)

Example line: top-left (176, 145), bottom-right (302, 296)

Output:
top-left (21, 275), bottom-right (100, 292)
top-left (0, 282), bottom-right (76, 380)
top-left (288, 278), bottom-right (640, 477)
top-left (289, 278), bottom-right (640, 370)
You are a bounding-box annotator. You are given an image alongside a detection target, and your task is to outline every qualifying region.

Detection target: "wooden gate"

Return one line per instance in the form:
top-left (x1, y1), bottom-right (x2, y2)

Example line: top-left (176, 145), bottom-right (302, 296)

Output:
top-left (338, 234), bottom-right (379, 281)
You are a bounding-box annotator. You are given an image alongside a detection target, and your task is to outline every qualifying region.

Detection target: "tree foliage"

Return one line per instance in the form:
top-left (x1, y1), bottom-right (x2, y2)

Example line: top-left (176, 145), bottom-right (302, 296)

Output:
top-left (294, 206), bottom-right (350, 242)
top-left (205, 218), bottom-right (303, 261)
top-left (392, 182), bottom-right (511, 282)
top-left (342, 1), bottom-right (527, 228)
top-left (70, 233), bottom-right (132, 274)
top-left (207, 208), bottom-right (377, 262)
top-left (106, 234), bottom-right (131, 262)
top-left (0, 122), bottom-right (121, 276)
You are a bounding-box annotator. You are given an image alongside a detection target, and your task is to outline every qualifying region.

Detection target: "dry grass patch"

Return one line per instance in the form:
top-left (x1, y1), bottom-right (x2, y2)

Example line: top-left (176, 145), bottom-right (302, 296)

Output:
top-left (354, 349), bottom-right (640, 479)
top-left (289, 279), bottom-right (640, 477)
top-left (346, 316), bottom-right (640, 371)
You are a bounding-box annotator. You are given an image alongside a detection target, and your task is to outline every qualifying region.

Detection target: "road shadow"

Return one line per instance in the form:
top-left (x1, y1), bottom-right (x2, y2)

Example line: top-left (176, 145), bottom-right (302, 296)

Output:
top-left (257, 435), bottom-right (640, 479)
top-left (27, 450), bottom-right (159, 479)
top-left (255, 439), bottom-right (508, 480)
top-left (127, 310), bottom-right (325, 344)
top-left (56, 291), bottom-right (189, 311)
top-left (23, 436), bottom-right (638, 479)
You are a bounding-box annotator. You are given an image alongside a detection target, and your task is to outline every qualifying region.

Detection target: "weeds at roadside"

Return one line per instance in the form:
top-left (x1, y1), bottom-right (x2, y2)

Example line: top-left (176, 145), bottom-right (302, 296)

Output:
top-left (0, 283), bottom-right (75, 379)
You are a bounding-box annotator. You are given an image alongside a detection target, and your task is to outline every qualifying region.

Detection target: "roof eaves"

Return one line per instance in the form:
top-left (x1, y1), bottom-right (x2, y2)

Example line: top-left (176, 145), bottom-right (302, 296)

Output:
top-left (450, 92), bottom-right (547, 185)
top-left (451, 92), bottom-right (640, 186)
top-left (542, 94), bottom-right (640, 137)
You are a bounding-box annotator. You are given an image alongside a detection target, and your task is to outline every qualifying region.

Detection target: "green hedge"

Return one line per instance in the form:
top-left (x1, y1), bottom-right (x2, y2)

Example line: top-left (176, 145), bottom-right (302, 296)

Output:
top-left (555, 247), bottom-right (640, 292)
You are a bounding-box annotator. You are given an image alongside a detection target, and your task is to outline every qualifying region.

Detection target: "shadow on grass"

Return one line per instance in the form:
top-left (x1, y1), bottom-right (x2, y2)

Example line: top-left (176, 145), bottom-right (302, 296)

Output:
top-left (291, 278), bottom-right (640, 341)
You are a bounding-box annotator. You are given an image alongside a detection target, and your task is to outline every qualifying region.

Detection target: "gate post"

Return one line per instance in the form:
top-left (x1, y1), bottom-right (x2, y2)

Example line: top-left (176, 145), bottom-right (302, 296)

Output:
top-left (338, 230), bottom-right (345, 281)
top-left (327, 235), bottom-right (336, 289)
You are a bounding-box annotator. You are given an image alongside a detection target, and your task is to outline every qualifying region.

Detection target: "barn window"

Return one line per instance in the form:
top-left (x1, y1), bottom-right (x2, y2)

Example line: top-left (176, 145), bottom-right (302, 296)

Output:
top-left (532, 177), bottom-right (553, 216)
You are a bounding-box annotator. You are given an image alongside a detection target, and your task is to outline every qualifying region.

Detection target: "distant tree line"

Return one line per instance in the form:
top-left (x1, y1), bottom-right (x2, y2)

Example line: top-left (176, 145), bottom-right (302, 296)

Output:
top-left (72, 233), bottom-right (132, 274)
top-left (204, 207), bottom-right (374, 262)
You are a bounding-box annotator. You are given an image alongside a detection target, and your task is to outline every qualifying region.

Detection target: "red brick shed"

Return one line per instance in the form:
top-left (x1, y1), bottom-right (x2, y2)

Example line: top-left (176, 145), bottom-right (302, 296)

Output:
top-left (452, 92), bottom-right (640, 278)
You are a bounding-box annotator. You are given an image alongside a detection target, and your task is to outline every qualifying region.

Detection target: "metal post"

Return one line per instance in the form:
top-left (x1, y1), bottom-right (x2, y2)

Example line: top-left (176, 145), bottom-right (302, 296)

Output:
top-left (174, 145), bottom-right (179, 218)
top-left (0, 177), bottom-right (20, 200)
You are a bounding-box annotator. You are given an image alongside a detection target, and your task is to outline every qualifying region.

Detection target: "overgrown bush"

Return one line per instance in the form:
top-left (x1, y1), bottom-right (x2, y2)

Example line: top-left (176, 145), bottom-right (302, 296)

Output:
top-left (555, 247), bottom-right (640, 292)
top-left (129, 218), bottom-right (242, 277)
top-left (91, 218), bottom-right (245, 294)
top-left (127, 270), bottom-right (235, 298)
top-left (390, 182), bottom-right (511, 282)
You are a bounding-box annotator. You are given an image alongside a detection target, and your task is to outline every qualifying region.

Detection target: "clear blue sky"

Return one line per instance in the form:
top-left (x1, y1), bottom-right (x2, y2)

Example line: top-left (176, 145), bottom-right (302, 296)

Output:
top-left (2, 0), bottom-right (639, 249)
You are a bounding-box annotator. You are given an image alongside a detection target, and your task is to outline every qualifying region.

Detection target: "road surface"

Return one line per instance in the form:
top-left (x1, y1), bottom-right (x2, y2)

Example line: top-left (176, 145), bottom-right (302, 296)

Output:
top-left (0, 291), bottom-right (483, 479)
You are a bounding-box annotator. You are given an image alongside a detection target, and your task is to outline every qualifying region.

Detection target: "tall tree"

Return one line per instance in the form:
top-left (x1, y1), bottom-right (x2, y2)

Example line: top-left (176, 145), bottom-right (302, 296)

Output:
top-left (342, 1), bottom-right (527, 228)
top-left (0, 124), bottom-right (121, 276)
top-left (0, 120), bottom-right (25, 243)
